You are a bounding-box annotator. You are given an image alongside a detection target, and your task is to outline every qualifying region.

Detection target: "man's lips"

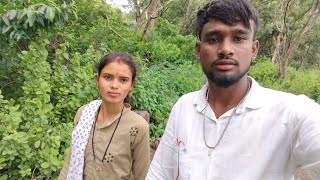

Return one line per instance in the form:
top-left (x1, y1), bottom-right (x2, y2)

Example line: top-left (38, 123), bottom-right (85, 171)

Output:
top-left (213, 59), bottom-right (237, 66)
top-left (212, 59), bottom-right (238, 70)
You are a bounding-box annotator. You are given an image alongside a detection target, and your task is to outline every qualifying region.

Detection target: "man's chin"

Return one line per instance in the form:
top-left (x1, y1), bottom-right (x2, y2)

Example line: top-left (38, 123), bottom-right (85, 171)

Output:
top-left (206, 74), bottom-right (244, 88)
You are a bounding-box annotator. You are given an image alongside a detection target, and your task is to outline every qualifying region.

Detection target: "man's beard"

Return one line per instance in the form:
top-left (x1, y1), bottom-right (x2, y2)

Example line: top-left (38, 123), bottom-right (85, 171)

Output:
top-left (202, 65), bottom-right (250, 88)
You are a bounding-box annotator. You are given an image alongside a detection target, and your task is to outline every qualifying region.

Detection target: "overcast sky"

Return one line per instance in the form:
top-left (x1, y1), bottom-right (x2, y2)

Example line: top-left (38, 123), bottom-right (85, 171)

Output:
top-left (105, 0), bottom-right (129, 12)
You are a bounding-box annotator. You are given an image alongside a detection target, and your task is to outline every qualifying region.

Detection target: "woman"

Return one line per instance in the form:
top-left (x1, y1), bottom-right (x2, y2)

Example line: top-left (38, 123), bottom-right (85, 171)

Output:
top-left (59, 52), bottom-right (150, 180)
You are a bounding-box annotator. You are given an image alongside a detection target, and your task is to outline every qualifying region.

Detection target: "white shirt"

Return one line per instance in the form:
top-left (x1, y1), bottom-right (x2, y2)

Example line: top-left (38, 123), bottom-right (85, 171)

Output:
top-left (146, 78), bottom-right (320, 180)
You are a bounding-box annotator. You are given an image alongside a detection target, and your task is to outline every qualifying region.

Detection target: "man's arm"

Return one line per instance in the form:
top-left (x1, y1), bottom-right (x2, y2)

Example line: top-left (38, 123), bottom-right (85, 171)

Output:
top-left (146, 105), bottom-right (178, 180)
top-left (293, 96), bottom-right (320, 178)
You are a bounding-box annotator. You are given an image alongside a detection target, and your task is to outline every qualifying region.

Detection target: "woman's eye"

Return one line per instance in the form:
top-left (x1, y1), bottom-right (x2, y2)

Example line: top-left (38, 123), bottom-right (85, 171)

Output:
top-left (104, 76), bottom-right (112, 80)
top-left (120, 78), bottom-right (129, 83)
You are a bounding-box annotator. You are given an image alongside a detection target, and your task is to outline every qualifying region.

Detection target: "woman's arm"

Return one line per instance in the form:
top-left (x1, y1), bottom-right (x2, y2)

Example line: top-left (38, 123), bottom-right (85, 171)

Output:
top-left (131, 120), bottom-right (150, 180)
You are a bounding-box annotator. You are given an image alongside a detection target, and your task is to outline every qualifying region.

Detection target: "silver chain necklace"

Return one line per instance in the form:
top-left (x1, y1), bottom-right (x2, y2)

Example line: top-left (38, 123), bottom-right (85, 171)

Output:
top-left (203, 79), bottom-right (251, 154)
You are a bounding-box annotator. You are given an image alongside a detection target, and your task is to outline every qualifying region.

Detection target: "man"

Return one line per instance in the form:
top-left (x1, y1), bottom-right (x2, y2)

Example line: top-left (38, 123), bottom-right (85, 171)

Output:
top-left (146, 0), bottom-right (320, 179)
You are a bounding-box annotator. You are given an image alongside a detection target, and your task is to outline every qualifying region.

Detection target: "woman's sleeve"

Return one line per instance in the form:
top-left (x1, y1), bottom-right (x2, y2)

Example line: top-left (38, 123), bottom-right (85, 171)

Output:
top-left (131, 119), bottom-right (150, 180)
top-left (58, 105), bottom-right (86, 180)
top-left (58, 148), bottom-right (71, 180)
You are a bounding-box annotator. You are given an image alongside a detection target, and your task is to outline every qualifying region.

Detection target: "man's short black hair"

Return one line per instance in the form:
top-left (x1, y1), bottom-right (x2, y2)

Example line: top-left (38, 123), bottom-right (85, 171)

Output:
top-left (195, 0), bottom-right (260, 40)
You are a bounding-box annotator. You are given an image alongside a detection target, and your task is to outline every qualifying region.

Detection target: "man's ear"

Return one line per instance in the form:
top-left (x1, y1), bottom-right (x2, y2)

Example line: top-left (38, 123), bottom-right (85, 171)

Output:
top-left (195, 42), bottom-right (201, 60)
top-left (252, 40), bottom-right (259, 58)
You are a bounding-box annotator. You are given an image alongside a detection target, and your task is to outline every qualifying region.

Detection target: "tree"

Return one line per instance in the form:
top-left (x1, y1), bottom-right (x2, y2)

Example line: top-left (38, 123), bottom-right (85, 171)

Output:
top-left (130, 0), bottom-right (178, 41)
top-left (269, 0), bottom-right (319, 78)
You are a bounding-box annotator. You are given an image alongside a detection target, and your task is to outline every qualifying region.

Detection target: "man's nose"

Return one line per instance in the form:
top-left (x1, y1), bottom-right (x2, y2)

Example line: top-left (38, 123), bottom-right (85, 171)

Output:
top-left (217, 40), bottom-right (235, 58)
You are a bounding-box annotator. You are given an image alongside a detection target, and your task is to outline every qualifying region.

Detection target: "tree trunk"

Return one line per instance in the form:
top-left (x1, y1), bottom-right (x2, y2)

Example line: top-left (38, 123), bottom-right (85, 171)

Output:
top-left (282, 0), bottom-right (319, 68)
top-left (132, 0), bottom-right (142, 29)
top-left (270, 0), bottom-right (319, 78)
top-left (140, 0), bottom-right (160, 41)
top-left (179, 0), bottom-right (192, 34)
top-left (146, 0), bottom-right (160, 29)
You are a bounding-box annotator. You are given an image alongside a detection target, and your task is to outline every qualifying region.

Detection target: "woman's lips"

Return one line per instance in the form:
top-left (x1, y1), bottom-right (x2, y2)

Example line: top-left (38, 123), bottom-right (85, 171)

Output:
top-left (108, 92), bottom-right (120, 96)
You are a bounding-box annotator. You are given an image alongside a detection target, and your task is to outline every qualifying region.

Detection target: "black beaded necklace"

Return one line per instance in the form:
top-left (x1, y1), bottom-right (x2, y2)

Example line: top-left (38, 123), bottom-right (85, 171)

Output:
top-left (92, 105), bottom-right (124, 171)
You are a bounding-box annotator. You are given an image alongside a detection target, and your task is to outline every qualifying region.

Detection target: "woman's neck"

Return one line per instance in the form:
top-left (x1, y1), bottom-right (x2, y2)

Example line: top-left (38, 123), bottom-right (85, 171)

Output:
top-left (96, 102), bottom-right (124, 126)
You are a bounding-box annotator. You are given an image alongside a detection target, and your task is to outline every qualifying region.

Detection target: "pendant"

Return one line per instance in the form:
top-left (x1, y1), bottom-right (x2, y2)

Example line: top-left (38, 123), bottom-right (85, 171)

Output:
top-left (95, 164), bottom-right (102, 172)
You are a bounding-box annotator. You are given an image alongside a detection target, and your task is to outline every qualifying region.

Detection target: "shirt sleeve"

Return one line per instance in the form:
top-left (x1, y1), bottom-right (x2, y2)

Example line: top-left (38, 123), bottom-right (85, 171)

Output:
top-left (292, 96), bottom-right (320, 178)
top-left (131, 118), bottom-right (151, 180)
top-left (146, 105), bottom-right (178, 180)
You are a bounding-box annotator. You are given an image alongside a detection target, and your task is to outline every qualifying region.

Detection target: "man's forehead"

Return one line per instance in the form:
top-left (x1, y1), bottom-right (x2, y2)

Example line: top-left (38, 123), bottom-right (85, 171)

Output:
top-left (204, 19), bottom-right (254, 31)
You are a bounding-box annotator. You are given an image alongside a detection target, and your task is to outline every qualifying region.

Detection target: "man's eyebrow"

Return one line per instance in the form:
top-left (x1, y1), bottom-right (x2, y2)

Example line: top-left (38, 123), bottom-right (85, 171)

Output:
top-left (204, 28), bottom-right (251, 37)
top-left (234, 29), bottom-right (251, 35)
top-left (204, 30), bottom-right (220, 37)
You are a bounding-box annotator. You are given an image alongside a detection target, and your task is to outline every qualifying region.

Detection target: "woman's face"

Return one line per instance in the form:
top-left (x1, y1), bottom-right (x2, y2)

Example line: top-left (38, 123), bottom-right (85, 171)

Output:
top-left (96, 60), bottom-right (133, 105)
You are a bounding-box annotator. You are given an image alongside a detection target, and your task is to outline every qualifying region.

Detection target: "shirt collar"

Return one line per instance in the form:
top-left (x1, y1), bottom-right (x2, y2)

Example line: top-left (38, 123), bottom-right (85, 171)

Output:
top-left (193, 82), bottom-right (209, 113)
top-left (192, 77), bottom-right (264, 115)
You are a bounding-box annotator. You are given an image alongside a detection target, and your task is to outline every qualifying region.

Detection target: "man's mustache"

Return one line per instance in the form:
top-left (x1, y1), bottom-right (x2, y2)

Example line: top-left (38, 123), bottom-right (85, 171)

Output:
top-left (211, 57), bottom-right (239, 67)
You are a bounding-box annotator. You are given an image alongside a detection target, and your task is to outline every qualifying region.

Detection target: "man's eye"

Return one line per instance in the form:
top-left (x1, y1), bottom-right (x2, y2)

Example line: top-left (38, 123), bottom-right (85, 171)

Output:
top-left (208, 38), bottom-right (219, 44)
top-left (234, 37), bottom-right (245, 42)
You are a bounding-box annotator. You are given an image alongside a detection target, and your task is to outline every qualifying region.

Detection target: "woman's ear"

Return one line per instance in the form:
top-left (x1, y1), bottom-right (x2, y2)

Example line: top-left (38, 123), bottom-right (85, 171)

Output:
top-left (95, 75), bottom-right (99, 89)
top-left (130, 80), bottom-right (135, 91)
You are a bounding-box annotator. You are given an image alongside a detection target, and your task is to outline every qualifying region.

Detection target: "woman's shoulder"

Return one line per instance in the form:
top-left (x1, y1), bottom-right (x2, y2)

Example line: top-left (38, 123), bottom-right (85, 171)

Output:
top-left (125, 110), bottom-right (149, 128)
top-left (73, 104), bottom-right (88, 125)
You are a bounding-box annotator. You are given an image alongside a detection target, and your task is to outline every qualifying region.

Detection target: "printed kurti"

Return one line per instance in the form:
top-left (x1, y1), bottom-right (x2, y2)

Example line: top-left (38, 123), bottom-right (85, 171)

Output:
top-left (60, 105), bottom-right (150, 180)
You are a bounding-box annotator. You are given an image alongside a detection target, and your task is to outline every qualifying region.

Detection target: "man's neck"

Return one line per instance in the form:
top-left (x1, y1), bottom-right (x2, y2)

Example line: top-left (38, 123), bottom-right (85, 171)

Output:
top-left (207, 77), bottom-right (250, 118)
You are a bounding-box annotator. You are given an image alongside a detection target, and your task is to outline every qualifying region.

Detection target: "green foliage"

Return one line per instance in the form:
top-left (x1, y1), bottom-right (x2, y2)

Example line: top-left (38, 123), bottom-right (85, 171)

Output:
top-left (50, 44), bottom-right (98, 123)
top-left (280, 68), bottom-right (320, 103)
top-left (249, 57), bottom-right (281, 89)
top-left (140, 18), bottom-right (197, 64)
top-left (0, 0), bottom-right (76, 41)
top-left (250, 57), bottom-right (320, 103)
top-left (0, 42), bottom-right (73, 178)
top-left (132, 59), bottom-right (204, 142)
top-left (0, 0), bottom-right (319, 179)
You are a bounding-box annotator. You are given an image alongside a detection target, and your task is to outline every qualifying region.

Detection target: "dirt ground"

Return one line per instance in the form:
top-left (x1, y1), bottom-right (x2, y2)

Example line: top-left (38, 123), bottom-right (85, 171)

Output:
top-left (150, 148), bottom-right (311, 180)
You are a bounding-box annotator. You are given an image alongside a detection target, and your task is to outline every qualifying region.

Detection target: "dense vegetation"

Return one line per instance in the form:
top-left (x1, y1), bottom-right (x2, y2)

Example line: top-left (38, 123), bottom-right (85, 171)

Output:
top-left (0, 0), bottom-right (319, 179)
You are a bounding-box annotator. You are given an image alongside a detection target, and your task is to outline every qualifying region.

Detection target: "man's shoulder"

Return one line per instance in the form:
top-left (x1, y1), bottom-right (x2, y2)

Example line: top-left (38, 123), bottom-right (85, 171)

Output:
top-left (259, 86), bottom-right (318, 108)
top-left (177, 89), bottom-right (202, 103)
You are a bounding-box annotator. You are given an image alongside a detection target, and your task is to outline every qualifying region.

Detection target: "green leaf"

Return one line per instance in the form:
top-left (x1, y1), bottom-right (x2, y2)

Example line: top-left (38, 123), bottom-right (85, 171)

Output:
top-left (45, 7), bottom-right (55, 22)
top-left (63, 53), bottom-right (69, 59)
top-left (35, 141), bottom-right (40, 148)
top-left (2, 26), bottom-right (11, 34)
top-left (2, 16), bottom-right (10, 26)
top-left (39, 5), bottom-right (46, 13)
top-left (37, 16), bottom-right (45, 26)
top-left (0, 174), bottom-right (8, 180)
top-left (8, 10), bottom-right (17, 20)
top-left (41, 162), bottom-right (50, 168)
top-left (27, 14), bottom-right (36, 27)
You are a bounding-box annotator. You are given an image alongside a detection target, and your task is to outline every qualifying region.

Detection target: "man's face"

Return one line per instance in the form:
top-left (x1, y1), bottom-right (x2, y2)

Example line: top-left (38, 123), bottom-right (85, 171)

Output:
top-left (195, 19), bottom-right (259, 88)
